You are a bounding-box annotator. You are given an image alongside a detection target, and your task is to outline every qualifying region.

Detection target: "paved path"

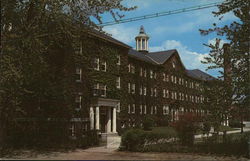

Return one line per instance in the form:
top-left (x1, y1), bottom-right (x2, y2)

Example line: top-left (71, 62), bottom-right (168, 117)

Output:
top-left (2, 146), bottom-right (249, 160)
top-left (195, 127), bottom-right (250, 139)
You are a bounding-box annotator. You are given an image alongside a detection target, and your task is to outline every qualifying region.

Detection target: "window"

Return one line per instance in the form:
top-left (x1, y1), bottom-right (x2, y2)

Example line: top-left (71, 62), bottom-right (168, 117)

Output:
top-left (179, 78), bottom-right (181, 85)
top-left (128, 104), bottom-right (131, 114)
top-left (93, 84), bottom-right (99, 96)
top-left (151, 106), bottom-right (154, 114)
top-left (154, 88), bottom-right (157, 97)
top-left (150, 70), bottom-right (153, 79)
top-left (144, 68), bottom-right (147, 77)
top-left (186, 81), bottom-right (188, 87)
top-left (172, 61), bottom-right (176, 68)
top-left (163, 89), bottom-right (166, 98)
top-left (131, 84), bottom-right (135, 94)
top-left (154, 106), bottom-right (157, 114)
top-left (128, 64), bottom-right (131, 73)
top-left (140, 105), bottom-right (143, 114)
top-left (175, 92), bottom-right (177, 100)
top-left (116, 55), bottom-right (121, 65)
top-left (99, 84), bottom-right (106, 97)
top-left (131, 64), bottom-right (135, 74)
top-left (163, 106), bottom-right (169, 115)
top-left (100, 61), bottom-right (106, 72)
top-left (76, 67), bottom-right (82, 82)
top-left (93, 58), bottom-right (99, 71)
top-left (163, 73), bottom-right (166, 81)
top-left (143, 87), bottom-right (147, 96)
top-left (175, 76), bottom-right (177, 84)
top-left (171, 75), bottom-right (174, 82)
top-left (132, 104), bottom-right (135, 113)
top-left (166, 74), bottom-right (169, 82)
top-left (171, 91), bottom-right (174, 99)
top-left (139, 86), bottom-right (143, 95)
top-left (144, 105), bottom-right (147, 114)
top-left (75, 95), bottom-right (82, 109)
top-left (167, 90), bottom-right (169, 98)
top-left (151, 88), bottom-right (153, 97)
top-left (116, 77), bottom-right (120, 89)
top-left (154, 72), bottom-right (157, 79)
top-left (128, 83), bottom-right (131, 93)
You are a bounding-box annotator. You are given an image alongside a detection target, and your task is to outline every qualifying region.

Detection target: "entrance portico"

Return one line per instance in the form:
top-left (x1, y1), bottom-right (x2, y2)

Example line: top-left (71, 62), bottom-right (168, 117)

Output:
top-left (90, 98), bottom-right (119, 134)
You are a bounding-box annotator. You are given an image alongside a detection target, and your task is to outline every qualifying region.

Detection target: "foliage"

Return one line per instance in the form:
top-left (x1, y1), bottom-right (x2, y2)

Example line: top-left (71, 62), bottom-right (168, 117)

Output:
top-left (0, 0), bottom-right (135, 148)
top-left (172, 113), bottom-right (200, 146)
top-left (142, 116), bottom-right (155, 131)
top-left (199, 0), bottom-right (250, 132)
top-left (120, 128), bottom-right (176, 151)
top-left (151, 126), bottom-right (177, 137)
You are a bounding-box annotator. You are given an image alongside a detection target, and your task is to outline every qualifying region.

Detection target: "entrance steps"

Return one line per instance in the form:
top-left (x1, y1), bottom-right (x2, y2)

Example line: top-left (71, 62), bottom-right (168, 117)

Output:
top-left (100, 133), bottom-right (121, 149)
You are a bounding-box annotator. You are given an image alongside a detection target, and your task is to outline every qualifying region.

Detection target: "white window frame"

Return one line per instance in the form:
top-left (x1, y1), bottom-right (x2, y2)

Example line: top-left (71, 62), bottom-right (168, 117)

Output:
top-left (76, 67), bottom-right (82, 82)
top-left (117, 55), bottom-right (121, 65)
top-left (75, 94), bottom-right (82, 109)
top-left (154, 88), bottom-right (157, 97)
top-left (128, 83), bottom-right (131, 93)
top-left (140, 105), bottom-right (143, 114)
top-left (100, 61), bottom-right (106, 72)
top-left (163, 73), bottom-right (166, 82)
top-left (93, 58), bottom-right (100, 71)
top-left (163, 89), bottom-right (166, 98)
top-left (132, 104), bottom-right (135, 114)
top-left (116, 77), bottom-right (120, 89)
top-left (139, 86), bottom-right (143, 95)
top-left (143, 87), bottom-right (147, 96)
top-left (128, 104), bottom-right (131, 114)
top-left (131, 83), bottom-right (135, 94)
top-left (144, 105), bottom-right (147, 114)
top-left (154, 106), bottom-right (157, 114)
top-left (99, 84), bottom-right (107, 97)
top-left (150, 70), bottom-right (153, 79)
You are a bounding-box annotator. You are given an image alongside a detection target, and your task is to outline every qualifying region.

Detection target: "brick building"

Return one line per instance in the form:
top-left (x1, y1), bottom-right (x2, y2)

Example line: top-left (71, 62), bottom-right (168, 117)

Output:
top-left (72, 26), bottom-right (215, 137)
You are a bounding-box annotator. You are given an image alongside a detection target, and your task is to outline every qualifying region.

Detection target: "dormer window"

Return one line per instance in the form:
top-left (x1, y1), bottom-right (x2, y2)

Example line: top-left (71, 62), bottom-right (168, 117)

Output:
top-left (172, 61), bottom-right (176, 68)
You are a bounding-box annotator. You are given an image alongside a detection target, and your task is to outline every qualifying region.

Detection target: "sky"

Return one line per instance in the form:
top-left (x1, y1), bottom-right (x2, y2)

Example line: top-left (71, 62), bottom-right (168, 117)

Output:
top-left (101, 0), bottom-right (238, 77)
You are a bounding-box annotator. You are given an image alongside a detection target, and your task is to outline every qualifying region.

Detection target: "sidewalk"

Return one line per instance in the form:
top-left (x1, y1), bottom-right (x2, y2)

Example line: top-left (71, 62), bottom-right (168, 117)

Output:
top-left (195, 127), bottom-right (250, 139)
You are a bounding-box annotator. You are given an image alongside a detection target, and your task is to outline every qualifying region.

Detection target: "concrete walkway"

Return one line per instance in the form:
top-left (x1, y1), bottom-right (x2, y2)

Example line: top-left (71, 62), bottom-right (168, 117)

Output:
top-left (195, 127), bottom-right (250, 139)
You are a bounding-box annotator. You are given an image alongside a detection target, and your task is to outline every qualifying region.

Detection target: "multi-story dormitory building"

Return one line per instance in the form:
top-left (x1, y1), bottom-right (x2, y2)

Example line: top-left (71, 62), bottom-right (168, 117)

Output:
top-left (72, 26), bottom-right (215, 137)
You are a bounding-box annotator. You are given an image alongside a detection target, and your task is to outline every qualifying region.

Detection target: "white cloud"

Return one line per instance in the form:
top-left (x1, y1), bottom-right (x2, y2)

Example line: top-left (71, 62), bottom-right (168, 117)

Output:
top-left (103, 25), bottom-right (137, 45)
top-left (150, 40), bottom-right (209, 70)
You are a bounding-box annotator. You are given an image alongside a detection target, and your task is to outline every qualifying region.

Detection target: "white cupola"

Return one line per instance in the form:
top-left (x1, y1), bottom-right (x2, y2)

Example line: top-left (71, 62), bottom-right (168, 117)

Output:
top-left (135, 25), bottom-right (149, 52)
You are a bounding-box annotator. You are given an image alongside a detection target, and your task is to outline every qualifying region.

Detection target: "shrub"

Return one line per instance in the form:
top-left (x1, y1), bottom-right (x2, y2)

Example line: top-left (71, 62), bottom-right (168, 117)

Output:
top-left (172, 113), bottom-right (200, 146)
top-left (142, 116), bottom-right (155, 131)
top-left (120, 128), bottom-right (175, 151)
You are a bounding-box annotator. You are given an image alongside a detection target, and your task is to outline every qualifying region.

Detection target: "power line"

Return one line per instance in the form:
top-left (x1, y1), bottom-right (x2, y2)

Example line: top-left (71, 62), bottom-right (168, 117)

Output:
top-left (98, 1), bottom-right (222, 27)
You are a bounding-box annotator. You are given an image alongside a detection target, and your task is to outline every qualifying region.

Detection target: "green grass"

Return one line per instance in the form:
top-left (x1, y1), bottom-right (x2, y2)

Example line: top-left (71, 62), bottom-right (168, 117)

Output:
top-left (218, 125), bottom-right (236, 132)
top-left (151, 126), bottom-right (177, 137)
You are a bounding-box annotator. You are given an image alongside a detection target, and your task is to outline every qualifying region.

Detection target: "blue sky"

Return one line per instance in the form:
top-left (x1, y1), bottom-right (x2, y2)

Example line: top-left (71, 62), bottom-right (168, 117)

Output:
top-left (101, 0), bottom-right (238, 77)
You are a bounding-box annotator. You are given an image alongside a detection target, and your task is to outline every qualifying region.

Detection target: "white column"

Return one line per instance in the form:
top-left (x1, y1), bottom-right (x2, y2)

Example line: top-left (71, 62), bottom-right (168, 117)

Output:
top-left (107, 108), bottom-right (111, 133)
top-left (90, 107), bottom-right (94, 130)
top-left (136, 40), bottom-right (138, 50)
top-left (140, 38), bottom-right (142, 50)
top-left (112, 107), bottom-right (117, 133)
top-left (95, 106), bottom-right (100, 130)
top-left (146, 39), bottom-right (148, 51)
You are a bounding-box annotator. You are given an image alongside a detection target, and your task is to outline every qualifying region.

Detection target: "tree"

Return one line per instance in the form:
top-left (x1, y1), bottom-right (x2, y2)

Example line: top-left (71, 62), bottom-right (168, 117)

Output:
top-left (0, 0), bottom-right (136, 148)
top-left (200, 0), bottom-right (250, 132)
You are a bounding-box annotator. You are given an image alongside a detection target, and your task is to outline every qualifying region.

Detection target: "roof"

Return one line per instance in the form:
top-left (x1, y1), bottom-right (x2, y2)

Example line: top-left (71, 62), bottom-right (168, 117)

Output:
top-left (128, 49), bottom-right (158, 65)
top-left (186, 69), bottom-right (216, 81)
top-left (86, 28), bottom-right (131, 49)
top-left (146, 50), bottom-right (176, 64)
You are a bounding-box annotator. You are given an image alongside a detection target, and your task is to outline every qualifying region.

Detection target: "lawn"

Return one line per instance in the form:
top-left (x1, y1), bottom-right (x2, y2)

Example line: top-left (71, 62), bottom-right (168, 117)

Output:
top-left (218, 125), bottom-right (237, 132)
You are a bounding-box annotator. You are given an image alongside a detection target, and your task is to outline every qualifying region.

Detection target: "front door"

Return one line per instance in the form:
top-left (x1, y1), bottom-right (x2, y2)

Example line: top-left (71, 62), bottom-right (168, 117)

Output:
top-left (100, 108), bottom-right (107, 133)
